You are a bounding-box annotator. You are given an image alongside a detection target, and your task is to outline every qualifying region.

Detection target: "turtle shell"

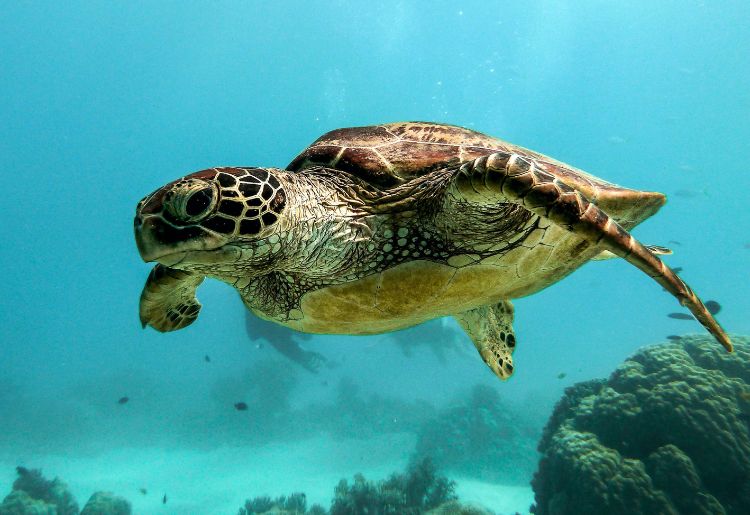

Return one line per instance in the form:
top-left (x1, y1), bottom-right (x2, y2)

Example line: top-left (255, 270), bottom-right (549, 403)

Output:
top-left (287, 122), bottom-right (665, 228)
top-left (287, 122), bottom-right (507, 188)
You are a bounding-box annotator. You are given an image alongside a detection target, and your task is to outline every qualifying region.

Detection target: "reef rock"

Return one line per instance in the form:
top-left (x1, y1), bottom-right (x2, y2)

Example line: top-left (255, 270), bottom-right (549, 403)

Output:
top-left (531, 335), bottom-right (750, 515)
top-left (80, 491), bottom-right (132, 515)
top-left (413, 383), bottom-right (537, 484)
top-left (0, 467), bottom-right (78, 515)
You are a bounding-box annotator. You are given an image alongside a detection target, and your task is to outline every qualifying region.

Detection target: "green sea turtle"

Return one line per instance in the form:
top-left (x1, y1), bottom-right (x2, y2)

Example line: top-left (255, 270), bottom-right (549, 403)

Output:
top-left (134, 122), bottom-right (732, 380)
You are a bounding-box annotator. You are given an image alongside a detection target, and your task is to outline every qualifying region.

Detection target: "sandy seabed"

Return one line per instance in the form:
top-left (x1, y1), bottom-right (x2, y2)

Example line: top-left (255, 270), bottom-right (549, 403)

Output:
top-left (0, 434), bottom-right (533, 514)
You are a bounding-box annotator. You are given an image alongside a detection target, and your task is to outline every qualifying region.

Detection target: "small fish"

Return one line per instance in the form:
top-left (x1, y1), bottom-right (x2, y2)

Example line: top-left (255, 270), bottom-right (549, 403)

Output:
top-left (162, 494), bottom-right (167, 504)
top-left (674, 188), bottom-right (707, 198)
top-left (117, 397), bottom-right (129, 405)
top-left (234, 402), bottom-right (248, 411)
top-left (739, 391), bottom-right (750, 401)
top-left (705, 300), bottom-right (721, 315)
top-left (557, 372), bottom-right (567, 380)
top-left (138, 488), bottom-right (147, 495)
top-left (672, 267), bottom-right (683, 274)
top-left (666, 335), bottom-right (682, 341)
top-left (204, 355), bottom-right (211, 363)
top-left (668, 240), bottom-right (682, 246)
top-left (255, 343), bottom-right (264, 350)
top-left (668, 313), bottom-right (694, 320)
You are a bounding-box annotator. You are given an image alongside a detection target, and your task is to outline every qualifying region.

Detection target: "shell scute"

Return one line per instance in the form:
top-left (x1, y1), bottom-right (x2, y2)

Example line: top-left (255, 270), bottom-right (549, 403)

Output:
top-left (287, 122), bottom-right (666, 226)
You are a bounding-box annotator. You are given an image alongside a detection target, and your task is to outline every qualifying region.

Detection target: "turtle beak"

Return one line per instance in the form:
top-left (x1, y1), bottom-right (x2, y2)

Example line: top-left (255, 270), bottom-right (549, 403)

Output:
top-left (134, 211), bottom-right (230, 265)
top-left (134, 215), bottom-right (164, 262)
top-left (134, 215), bottom-right (194, 263)
top-left (134, 191), bottom-right (173, 262)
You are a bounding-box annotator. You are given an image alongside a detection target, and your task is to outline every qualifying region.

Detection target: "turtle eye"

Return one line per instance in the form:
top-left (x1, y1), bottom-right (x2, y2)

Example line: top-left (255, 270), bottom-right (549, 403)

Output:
top-left (185, 188), bottom-right (213, 217)
top-left (164, 179), bottom-right (218, 223)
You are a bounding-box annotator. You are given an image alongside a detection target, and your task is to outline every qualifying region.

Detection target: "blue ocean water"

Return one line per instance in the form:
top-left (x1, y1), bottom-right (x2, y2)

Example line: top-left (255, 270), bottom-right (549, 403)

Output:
top-left (1, 1), bottom-right (748, 513)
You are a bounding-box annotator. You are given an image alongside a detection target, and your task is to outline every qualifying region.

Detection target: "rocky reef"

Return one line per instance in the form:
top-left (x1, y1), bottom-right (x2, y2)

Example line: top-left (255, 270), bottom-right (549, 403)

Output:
top-left (0, 467), bottom-right (130, 515)
top-left (531, 334), bottom-right (750, 515)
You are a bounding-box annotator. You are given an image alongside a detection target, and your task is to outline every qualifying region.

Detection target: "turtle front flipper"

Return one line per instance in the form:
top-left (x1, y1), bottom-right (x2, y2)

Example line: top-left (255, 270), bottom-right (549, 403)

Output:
top-left (139, 264), bottom-right (204, 332)
top-left (455, 301), bottom-right (517, 380)
top-left (449, 152), bottom-right (732, 352)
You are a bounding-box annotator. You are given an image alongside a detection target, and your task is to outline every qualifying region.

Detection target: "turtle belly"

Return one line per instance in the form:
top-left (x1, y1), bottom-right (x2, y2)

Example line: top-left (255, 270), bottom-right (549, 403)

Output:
top-left (288, 238), bottom-right (597, 335)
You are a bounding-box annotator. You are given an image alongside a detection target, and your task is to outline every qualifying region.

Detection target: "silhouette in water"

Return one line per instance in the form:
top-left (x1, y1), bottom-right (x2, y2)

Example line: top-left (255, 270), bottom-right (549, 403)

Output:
top-left (668, 300), bottom-right (721, 320)
top-left (246, 310), bottom-right (463, 372)
top-left (245, 311), bottom-right (328, 373)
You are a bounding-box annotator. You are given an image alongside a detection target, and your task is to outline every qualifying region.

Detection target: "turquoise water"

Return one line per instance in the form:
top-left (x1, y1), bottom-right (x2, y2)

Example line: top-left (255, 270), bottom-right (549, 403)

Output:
top-left (1, 1), bottom-right (749, 513)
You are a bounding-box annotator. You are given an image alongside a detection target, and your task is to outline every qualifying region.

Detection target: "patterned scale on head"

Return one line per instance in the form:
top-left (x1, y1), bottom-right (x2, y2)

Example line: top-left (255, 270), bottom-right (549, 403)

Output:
top-left (134, 122), bottom-right (732, 382)
top-left (135, 167), bottom-right (286, 265)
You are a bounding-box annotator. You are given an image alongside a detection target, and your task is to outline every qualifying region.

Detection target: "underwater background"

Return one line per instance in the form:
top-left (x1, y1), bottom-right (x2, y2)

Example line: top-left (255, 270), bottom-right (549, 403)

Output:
top-left (1, 1), bottom-right (749, 513)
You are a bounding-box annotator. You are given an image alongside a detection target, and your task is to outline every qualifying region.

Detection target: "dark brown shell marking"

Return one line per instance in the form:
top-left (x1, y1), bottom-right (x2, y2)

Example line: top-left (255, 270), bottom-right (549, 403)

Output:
top-left (286, 121), bottom-right (666, 229)
top-left (286, 122), bottom-right (502, 188)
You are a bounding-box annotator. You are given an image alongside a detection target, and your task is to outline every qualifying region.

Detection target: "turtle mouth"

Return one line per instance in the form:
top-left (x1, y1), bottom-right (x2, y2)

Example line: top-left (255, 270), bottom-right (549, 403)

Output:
top-left (135, 214), bottom-right (233, 265)
top-left (146, 246), bottom-right (243, 267)
top-left (150, 250), bottom-right (189, 267)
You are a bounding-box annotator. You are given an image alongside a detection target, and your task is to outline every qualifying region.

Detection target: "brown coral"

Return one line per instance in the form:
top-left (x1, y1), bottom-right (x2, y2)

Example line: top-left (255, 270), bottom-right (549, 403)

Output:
top-left (531, 335), bottom-right (750, 515)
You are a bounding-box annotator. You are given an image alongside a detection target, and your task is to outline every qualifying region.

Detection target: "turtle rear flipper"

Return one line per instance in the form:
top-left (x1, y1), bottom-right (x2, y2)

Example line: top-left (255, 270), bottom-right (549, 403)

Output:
top-left (449, 152), bottom-right (732, 352)
top-left (140, 264), bottom-right (204, 332)
top-left (592, 244), bottom-right (672, 261)
top-left (455, 301), bottom-right (516, 380)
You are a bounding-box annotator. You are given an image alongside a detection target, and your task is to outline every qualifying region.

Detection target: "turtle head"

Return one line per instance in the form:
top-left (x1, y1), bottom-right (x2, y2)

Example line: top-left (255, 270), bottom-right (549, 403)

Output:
top-left (134, 167), bottom-right (287, 274)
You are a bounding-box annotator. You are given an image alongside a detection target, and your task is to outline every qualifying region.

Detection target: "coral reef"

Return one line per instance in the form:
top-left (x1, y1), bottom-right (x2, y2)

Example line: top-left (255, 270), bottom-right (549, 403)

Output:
top-left (80, 492), bottom-right (132, 515)
top-left (309, 376), bottom-right (436, 439)
top-left (330, 458), bottom-right (456, 515)
top-left (237, 458), bottom-right (488, 515)
top-left (0, 467), bottom-right (78, 515)
top-left (210, 357), bottom-right (301, 440)
top-left (0, 468), bottom-right (133, 515)
top-left (423, 501), bottom-right (492, 515)
top-left (413, 383), bottom-right (538, 484)
top-left (531, 334), bottom-right (750, 515)
top-left (238, 492), bottom-right (324, 514)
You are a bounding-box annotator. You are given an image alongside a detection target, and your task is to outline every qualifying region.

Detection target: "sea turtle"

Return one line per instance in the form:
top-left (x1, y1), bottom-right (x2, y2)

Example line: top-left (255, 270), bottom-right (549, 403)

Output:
top-left (134, 122), bottom-right (732, 380)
